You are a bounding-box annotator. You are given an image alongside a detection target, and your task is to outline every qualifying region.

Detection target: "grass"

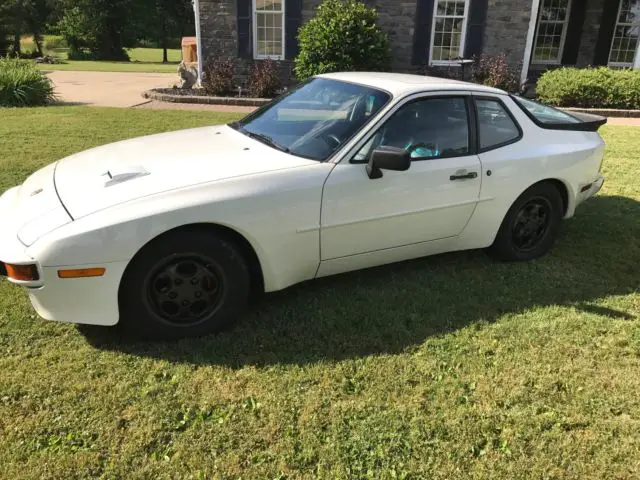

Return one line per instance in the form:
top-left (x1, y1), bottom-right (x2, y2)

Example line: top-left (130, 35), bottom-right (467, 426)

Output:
top-left (21, 35), bottom-right (182, 74)
top-left (0, 106), bottom-right (639, 479)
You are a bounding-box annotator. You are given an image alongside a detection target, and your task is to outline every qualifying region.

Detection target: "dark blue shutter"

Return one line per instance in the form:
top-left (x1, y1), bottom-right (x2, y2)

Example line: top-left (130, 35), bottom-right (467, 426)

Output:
top-left (561, 0), bottom-right (587, 64)
top-left (285, 0), bottom-right (303, 59)
top-left (593, 0), bottom-right (619, 65)
top-left (237, 0), bottom-right (253, 59)
top-left (412, 0), bottom-right (435, 65)
top-left (464, 0), bottom-right (487, 58)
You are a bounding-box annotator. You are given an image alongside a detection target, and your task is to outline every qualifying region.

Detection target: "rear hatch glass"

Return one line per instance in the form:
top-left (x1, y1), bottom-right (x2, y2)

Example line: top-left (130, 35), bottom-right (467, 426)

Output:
top-left (511, 96), bottom-right (607, 132)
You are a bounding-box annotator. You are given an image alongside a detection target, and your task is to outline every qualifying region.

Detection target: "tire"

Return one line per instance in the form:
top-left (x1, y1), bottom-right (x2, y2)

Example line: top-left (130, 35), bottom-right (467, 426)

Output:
top-left (488, 182), bottom-right (564, 262)
top-left (118, 229), bottom-right (250, 339)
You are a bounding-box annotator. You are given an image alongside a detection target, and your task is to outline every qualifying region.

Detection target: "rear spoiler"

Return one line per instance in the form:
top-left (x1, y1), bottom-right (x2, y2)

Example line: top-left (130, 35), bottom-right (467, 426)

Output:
top-left (560, 111), bottom-right (608, 132)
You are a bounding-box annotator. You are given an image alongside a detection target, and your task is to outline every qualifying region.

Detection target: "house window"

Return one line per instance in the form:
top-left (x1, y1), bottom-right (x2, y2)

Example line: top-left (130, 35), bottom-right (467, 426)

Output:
top-left (532, 0), bottom-right (572, 64)
top-left (254, 0), bottom-right (285, 59)
top-left (608, 0), bottom-right (640, 67)
top-left (430, 0), bottom-right (470, 65)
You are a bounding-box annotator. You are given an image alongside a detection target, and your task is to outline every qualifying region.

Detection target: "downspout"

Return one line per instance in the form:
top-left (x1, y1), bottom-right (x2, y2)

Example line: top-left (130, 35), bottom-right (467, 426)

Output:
top-left (521, 0), bottom-right (541, 86)
top-left (193, 0), bottom-right (204, 86)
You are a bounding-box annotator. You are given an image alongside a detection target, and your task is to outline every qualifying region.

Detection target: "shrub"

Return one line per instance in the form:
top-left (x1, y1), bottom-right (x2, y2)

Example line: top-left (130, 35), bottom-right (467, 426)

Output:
top-left (248, 59), bottom-right (282, 98)
top-left (0, 57), bottom-right (56, 107)
top-left (202, 57), bottom-right (235, 96)
top-left (471, 54), bottom-right (520, 93)
top-left (294, 0), bottom-right (391, 80)
top-left (536, 67), bottom-right (640, 109)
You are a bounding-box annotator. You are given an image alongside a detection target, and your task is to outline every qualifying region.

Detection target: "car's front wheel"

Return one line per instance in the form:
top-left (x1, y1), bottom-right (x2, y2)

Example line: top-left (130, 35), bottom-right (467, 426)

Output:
top-left (488, 182), bottom-right (564, 262)
top-left (119, 229), bottom-right (250, 339)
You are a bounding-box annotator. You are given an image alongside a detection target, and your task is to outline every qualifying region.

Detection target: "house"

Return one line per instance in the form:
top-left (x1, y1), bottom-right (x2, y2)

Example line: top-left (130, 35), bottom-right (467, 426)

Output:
top-left (194, 0), bottom-right (640, 85)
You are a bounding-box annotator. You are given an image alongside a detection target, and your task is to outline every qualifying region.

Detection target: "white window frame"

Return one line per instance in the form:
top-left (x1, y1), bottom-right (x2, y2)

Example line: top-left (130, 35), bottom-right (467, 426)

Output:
top-left (531, 0), bottom-right (573, 65)
top-left (608, 0), bottom-right (640, 68)
top-left (252, 0), bottom-right (286, 60)
top-left (429, 0), bottom-right (471, 66)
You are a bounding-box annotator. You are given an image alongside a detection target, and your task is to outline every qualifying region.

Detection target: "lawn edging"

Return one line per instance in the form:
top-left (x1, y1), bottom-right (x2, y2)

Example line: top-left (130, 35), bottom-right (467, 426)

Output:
top-left (142, 88), bottom-right (271, 107)
top-left (562, 107), bottom-right (640, 118)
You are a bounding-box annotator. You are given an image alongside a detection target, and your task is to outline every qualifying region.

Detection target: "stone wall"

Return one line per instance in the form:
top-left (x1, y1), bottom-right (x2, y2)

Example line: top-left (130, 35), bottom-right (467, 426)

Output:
top-left (200, 0), bottom-right (236, 62)
top-left (577, 0), bottom-right (606, 66)
top-left (483, 0), bottom-right (534, 68)
top-left (199, 0), bottom-right (609, 88)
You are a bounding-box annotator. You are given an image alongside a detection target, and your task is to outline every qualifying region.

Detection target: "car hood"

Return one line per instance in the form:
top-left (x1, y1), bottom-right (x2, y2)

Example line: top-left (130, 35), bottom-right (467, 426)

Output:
top-left (54, 125), bottom-right (318, 219)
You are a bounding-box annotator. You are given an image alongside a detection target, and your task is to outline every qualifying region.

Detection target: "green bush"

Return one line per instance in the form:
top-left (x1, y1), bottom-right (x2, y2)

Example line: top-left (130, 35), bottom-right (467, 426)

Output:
top-left (294, 0), bottom-right (391, 80)
top-left (536, 67), bottom-right (640, 109)
top-left (0, 57), bottom-right (56, 107)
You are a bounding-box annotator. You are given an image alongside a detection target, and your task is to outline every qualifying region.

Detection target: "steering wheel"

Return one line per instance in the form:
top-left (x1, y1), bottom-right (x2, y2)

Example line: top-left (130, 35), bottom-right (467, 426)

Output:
top-left (323, 134), bottom-right (342, 149)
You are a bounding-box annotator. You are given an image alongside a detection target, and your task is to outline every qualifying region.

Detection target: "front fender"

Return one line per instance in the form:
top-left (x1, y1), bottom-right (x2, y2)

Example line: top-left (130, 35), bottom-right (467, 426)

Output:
top-left (27, 164), bottom-right (332, 292)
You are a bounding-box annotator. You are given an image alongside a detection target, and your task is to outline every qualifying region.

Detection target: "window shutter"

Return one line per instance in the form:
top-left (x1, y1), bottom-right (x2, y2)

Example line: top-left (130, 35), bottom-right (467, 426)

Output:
top-left (464, 0), bottom-right (487, 58)
top-left (412, 0), bottom-right (436, 66)
top-left (285, 0), bottom-right (303, 60)
top-left (237, 0), bottom-right (253, 59)
top-left (561, 0), bottom-right (587, 65)
top-left (593, 0), bottom-right (619, 65)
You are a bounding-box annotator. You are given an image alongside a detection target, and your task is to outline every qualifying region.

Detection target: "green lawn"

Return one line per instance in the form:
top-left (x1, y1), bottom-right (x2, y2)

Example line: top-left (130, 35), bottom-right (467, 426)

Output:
top-left (21, 35), bottom-right (182, 73)
top-left (0, 106), bottom-right (639, 479)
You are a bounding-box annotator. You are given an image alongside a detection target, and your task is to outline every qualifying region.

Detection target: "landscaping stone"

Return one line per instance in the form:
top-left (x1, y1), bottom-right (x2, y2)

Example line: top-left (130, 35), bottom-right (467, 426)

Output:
top-left (142, 88), bottom-right (271, 107)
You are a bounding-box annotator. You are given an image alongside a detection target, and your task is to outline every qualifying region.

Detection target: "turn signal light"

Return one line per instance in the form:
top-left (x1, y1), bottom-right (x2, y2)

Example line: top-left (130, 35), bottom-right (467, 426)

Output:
top-left (58, 268), bottom-right (106, 279)
top-left (5, 263), bottom-right (40, 282)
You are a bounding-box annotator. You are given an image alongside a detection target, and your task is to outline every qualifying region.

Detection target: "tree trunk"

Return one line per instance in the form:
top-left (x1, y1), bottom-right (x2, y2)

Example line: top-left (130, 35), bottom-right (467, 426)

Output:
top-left (13, 32), bottom-right (21, 55)
top-left (162, 20), bottom-right (168, 64)
top-left (34, 33), bottom-right (44, 57)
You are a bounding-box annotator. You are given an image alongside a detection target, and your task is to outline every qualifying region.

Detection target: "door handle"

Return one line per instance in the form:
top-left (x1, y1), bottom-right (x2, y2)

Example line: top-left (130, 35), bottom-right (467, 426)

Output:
top-left (450, 171), bottom-right (478, 181)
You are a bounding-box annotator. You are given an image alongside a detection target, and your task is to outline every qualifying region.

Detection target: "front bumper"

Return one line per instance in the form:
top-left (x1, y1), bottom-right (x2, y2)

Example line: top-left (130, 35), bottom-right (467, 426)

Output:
top-left (0, 187), bottom-right (43, 287)
top-left (0, 187), bottom-right (124, 327)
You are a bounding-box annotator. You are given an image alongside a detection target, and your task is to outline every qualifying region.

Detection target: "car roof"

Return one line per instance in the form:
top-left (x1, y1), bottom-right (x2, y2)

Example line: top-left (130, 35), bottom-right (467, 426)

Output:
top-left (317, 72), bottom-right (507, 97)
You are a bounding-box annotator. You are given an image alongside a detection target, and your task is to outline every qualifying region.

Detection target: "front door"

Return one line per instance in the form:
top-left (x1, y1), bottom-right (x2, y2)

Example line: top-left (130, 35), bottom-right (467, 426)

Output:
top-left (320, 94), bottom-right (482, 260)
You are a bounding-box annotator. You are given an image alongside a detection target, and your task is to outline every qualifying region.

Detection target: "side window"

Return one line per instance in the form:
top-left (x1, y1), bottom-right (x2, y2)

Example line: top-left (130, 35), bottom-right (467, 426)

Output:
top-left (353, 97), bottom-right (470, 162)
top-left (475, 99), bottom-right (521, 151)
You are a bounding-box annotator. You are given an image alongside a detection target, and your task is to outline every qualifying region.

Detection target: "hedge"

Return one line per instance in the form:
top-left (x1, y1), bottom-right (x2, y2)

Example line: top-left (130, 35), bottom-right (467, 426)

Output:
top-left (536, 67), bottom-right (640, 109)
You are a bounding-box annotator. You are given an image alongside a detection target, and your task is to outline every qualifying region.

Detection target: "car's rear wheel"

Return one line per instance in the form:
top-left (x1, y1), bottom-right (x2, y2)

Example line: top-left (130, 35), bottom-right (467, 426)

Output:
top-left (119, 229), bottom-right (250, 339)
top-left (488, 182), bottom-right (564, 261)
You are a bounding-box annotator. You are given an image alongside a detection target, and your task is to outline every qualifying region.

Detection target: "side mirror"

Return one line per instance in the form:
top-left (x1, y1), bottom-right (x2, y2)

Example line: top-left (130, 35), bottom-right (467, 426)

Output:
top-left (366, 146), bottom-right (411, 179)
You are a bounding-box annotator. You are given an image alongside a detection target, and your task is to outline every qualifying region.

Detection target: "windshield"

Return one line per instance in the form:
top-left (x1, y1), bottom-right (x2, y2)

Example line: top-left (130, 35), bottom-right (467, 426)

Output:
top-left (230, 78), bottom-right (391, 161)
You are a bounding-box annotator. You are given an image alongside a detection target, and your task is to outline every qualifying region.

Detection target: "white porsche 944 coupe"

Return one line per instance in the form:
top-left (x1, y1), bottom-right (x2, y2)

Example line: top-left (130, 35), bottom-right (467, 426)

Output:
top-left (0, 73), bottom-right (606, 338)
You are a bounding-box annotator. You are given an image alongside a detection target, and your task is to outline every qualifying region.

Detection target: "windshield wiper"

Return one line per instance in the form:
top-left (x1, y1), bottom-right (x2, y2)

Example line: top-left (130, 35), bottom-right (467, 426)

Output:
top-left (241, 129), bottom-right (290, 153)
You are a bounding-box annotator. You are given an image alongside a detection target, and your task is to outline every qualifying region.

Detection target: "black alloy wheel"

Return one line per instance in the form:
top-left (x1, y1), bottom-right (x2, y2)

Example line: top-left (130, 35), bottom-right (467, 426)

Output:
top-left (144, 254), bottom-right (225, 327)
top-left (510, 197), bottom-right (552, 253)
top-left (119, 230), bottom-right (251, 339)
top-left (488, 182), bottom-right (563, 262)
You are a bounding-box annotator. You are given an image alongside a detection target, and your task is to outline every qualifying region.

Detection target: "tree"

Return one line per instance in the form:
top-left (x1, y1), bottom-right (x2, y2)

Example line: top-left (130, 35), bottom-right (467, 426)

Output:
top-left (57, 0), bottom-right (138, 60)
top-left (294, 0), bottom-right (391, 80)
top-left (0, 0), bottom-right (58, 56)
top-left (139, 0), bottom-right (194, 63)
top-left (0, 1), bottom-right (11, 56)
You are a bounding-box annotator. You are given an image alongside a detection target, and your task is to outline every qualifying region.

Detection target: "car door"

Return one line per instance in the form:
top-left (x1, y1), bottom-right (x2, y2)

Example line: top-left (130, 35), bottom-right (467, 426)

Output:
top-left (320, 93), bottom-right (482, 261)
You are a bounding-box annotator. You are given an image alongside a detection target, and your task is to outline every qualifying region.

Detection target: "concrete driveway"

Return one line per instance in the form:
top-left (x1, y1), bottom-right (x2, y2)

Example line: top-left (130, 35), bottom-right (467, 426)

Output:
top-left (46, 71), bottom-right (176, 108)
